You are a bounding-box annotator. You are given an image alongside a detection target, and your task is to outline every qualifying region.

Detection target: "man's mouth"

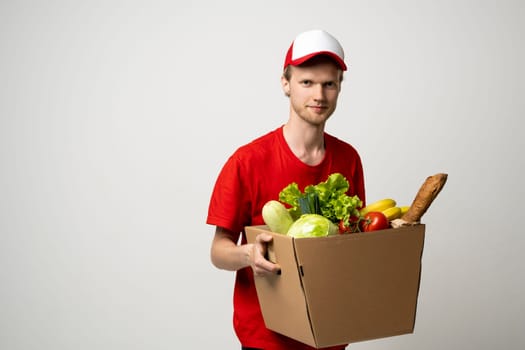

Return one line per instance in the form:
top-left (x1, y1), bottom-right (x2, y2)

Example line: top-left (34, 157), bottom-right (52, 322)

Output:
top-left (309, 105), bottom-right (328, 112)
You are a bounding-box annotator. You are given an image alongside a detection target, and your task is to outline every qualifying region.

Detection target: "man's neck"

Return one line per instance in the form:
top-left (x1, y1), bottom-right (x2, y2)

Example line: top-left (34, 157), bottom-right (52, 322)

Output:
top-left (283, 121), bottom-right (326, 166)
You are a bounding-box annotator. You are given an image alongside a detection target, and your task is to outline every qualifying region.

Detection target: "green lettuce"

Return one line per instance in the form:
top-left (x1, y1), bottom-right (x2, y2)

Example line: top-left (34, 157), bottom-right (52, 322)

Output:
top-left (286, 214), bottom-right (339, 238)
top-left (278, 173), bottom-right (362, 228)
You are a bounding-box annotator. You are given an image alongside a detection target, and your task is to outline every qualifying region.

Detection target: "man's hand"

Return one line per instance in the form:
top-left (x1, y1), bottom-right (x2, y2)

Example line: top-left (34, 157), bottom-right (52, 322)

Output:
top-left (211, 226), bottom-right (282, 274)
top-left (250, 233), bottom-right (281, 276)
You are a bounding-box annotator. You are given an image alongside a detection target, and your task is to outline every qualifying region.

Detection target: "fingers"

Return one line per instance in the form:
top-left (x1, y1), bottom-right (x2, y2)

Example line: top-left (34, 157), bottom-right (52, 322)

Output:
top-left (255, 232), bottom-right (273, 244)
top-left (253, 254), bottom-right (280, 276)
top-left (251, 234), bottom-right (281, 276)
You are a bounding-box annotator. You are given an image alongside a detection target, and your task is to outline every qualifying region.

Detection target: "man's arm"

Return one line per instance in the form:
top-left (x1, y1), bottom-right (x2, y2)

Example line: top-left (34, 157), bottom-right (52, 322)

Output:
top-left (210, 226), bottom-right (281, 275)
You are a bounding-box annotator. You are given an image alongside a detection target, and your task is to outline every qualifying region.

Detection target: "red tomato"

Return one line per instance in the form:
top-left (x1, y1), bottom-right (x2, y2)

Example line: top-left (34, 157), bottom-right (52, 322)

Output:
top-left (338, 220), bottom-right (348, 234)
top-left (360, 212), bottom-right (389, 232)
top-left (338, 216), bottom-right (361, 234)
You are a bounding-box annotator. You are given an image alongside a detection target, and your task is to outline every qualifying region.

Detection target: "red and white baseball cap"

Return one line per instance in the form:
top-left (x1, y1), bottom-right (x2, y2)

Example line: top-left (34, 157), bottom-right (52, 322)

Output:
top-left (284, 29), bottom-right (347, 71)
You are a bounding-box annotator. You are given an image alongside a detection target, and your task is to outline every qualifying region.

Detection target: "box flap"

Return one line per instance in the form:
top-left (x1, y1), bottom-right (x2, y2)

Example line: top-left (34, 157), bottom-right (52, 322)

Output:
top-left (293, 225), bottom-right (425, 347)
top-left (245, 226), bottom-right (316, 346)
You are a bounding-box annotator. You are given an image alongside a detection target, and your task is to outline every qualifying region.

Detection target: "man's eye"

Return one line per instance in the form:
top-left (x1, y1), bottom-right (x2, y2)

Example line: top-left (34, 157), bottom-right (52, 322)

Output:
top-left (301, 80), bottom-right (312, 86)
top-left (324, 82), bottom-right (336, 88)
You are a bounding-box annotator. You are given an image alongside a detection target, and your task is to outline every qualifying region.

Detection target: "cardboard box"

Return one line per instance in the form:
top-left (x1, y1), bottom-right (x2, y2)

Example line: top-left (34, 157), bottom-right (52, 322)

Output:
top-left (245, 224), bottom-right (425, 348)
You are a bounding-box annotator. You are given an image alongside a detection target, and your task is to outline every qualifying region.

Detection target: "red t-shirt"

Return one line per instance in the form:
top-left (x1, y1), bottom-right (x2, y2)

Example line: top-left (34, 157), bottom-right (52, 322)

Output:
top-left (207, 126), bottom-right (365, 350)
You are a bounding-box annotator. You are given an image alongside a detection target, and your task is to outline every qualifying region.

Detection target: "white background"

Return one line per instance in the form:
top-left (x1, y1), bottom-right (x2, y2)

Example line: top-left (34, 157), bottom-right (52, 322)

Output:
top-left (1, 0), bottom-right (523, 349)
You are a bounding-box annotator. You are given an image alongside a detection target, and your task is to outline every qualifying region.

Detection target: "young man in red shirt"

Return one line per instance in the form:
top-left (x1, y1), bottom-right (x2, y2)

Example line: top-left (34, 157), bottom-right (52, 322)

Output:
top-left (207, 29), bottom-right (365, 350)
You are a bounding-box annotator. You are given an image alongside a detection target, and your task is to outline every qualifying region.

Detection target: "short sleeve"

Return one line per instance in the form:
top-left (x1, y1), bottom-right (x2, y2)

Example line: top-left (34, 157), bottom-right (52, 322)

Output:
top-left (206, 154), bottom-right (252, 234)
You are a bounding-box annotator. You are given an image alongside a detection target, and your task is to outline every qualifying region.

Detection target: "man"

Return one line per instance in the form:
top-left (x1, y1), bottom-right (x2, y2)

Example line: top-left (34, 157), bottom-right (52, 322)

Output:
top-left (207, 29), bottom-right (365, 350)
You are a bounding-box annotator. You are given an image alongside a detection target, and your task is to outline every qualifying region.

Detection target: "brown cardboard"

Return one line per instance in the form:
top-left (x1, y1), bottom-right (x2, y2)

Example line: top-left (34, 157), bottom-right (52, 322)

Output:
top-left (245, 224), bottom-right (425, 348)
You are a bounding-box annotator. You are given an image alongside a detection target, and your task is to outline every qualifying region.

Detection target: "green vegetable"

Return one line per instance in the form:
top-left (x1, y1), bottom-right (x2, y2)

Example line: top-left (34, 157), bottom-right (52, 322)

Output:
top-left (262, 200), bottom-right (294, 234)
top-left (287, 214), bottom-right (338, 238)
top-left (279, 173), bottom-right (363, 228)
top-left (298, 192), bottom-right (321, 215)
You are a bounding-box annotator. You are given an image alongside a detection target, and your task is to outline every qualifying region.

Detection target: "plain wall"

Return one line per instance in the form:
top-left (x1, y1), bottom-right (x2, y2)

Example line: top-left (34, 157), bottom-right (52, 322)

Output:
top-left (1, 0), bottom-right (523, 349)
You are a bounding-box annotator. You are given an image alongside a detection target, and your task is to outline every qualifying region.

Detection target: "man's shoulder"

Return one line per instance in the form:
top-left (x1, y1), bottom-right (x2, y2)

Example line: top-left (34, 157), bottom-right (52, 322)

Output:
top-left (249, 127), bottom-right (281, 145)
top-left (325, 132), bottom-right (360, 154)
top-left (235, 127), bottom-right (281, 156)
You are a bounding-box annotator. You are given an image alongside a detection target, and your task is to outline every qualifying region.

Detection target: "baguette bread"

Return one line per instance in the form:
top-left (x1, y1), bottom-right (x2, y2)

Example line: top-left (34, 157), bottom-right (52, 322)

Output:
top-left (401, 173), bottom-right (448, 223)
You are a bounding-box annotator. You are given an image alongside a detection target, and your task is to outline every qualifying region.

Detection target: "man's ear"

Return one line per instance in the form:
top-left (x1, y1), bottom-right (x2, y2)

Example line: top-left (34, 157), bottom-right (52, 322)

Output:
top-left (281, 75), bottom-right (290, 97)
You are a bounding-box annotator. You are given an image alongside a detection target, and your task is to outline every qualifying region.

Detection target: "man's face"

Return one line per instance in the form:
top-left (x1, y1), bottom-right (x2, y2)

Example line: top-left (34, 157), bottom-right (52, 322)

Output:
top-left (281, 60), bottom-right (342, 127)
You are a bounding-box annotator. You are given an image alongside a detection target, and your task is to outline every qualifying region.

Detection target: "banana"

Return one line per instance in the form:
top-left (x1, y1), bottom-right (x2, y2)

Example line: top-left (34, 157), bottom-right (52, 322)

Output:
top-left (360, 198), bottom-right (396, 216)
top-left (400, 206), bottom-right (410, 215)
top-left (382, 206), bottom-right (402, 220)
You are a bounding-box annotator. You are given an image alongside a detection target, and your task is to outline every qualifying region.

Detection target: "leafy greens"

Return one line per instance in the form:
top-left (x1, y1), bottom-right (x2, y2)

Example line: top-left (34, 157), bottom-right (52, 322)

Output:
top-left (278, 173), bottom-right (363, 227)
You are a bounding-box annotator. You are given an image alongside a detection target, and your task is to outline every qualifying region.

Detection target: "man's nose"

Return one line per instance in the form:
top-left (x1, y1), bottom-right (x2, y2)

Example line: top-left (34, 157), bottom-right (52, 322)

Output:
top-left (312, 84), bottom-right (325, 100)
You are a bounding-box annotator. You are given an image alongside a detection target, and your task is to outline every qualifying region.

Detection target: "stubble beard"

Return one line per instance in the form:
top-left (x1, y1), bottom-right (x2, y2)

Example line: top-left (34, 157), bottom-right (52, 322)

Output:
top-left (293, 104), bottom-right (335, 128)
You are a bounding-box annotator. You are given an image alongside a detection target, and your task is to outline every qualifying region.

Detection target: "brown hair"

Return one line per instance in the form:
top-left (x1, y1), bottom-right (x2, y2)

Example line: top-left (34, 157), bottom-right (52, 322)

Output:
top-left (282, 55), bottom-right (344, 82)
